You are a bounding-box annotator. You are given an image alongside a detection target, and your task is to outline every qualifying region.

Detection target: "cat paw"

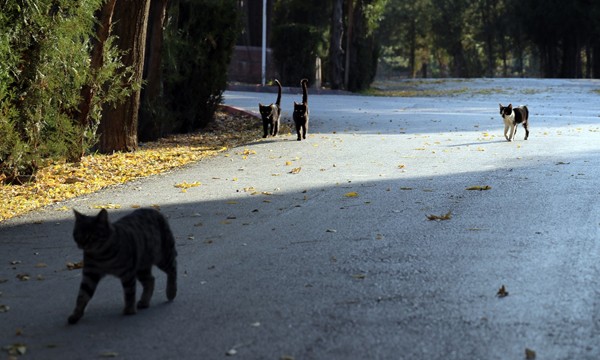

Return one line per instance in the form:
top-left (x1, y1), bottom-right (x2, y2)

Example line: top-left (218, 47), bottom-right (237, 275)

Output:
top-left (137, 300), bottom-right (150, 309)
top-left (67, 314), bottom-right (81, 325)
top-left (123, 307), bottom-right (137, 315)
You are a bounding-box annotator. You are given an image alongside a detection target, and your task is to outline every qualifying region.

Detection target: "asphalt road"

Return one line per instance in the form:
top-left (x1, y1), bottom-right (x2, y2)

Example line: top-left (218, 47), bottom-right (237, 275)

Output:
top-left (2, 78), bottom-right (600, 359)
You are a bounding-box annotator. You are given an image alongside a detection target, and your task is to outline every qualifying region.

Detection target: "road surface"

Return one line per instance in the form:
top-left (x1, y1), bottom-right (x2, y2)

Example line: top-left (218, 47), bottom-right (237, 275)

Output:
top-left (2, 78), bottom-right (600, 359)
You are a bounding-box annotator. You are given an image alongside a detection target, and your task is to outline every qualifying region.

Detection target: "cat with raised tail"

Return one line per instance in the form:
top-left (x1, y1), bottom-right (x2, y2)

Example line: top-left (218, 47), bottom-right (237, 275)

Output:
top-left (499, 103), bottom-right (529, 141)
top-left (293, 79), bottom-right (309, 141)
top-left (258, 79), bottom-right (282, 138)
top-left (68, 208), bottom-right (177, 324)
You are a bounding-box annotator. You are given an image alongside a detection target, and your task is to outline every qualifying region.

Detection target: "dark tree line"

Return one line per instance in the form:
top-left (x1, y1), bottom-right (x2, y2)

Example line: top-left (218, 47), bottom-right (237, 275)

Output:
top-left (379, 0), bottom-right (600, 78)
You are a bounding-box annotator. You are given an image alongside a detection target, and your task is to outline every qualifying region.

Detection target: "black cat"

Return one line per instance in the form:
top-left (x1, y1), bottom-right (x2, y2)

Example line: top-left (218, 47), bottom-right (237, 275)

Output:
top-left (258, 79), bottom-right (282, 138)
top-left (293, 79), bottom-right (309, 141)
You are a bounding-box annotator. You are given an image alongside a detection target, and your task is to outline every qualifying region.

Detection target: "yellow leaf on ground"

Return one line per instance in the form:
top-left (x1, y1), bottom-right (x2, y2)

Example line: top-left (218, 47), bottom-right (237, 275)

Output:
top-left (466, 185), bottom-right (492, 191)
top-left (344, 191), bottom-right (359, 197)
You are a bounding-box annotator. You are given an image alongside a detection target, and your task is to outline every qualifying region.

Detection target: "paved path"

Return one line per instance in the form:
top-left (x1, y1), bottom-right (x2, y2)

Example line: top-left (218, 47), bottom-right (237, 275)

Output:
top-left (2, 79), bottom-right (600, 359)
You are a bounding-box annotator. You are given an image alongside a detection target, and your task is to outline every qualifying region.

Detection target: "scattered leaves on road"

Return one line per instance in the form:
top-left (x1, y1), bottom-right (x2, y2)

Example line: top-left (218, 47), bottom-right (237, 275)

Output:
top-left (426, 211), bottom-right (452, 221)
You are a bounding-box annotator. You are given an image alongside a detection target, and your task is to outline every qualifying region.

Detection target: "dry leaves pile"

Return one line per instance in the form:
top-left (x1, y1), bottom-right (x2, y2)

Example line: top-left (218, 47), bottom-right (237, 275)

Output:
top-left (0, 110), bottom-right (262, 222)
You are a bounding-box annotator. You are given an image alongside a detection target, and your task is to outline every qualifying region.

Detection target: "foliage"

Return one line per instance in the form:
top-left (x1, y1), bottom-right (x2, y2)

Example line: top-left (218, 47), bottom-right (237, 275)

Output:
top-left (162, 0), bottom-right (240, 133)
top-left (0, 0), bottom-right (133, 182)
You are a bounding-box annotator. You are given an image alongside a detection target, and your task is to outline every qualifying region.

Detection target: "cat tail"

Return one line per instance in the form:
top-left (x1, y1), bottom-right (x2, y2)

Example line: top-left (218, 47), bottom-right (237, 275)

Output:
top-left (301, 78), bottom-right (308, 104)
top-left (275, 79), bottom-right (282, 107)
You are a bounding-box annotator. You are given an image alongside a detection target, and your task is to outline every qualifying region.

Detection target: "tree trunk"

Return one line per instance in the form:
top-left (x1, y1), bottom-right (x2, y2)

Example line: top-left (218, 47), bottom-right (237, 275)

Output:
top-left (139, 0), bottom-right (168, 141)
top-left (344, 0), bottom-right (354, 89)
top-left (72, 0), bottom-right (116, 161)
top-left (98, 0), bottom-right (151, 153)
top-left (329, 0), bottom-right (344, 89)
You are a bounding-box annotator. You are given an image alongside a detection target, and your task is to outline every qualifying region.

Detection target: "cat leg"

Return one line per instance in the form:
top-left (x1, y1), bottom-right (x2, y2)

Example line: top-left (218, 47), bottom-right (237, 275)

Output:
top-left (273, 120), bottom-right (279, 136)
top-left (68, 271), bottom-right (103, 324)
top-left (303, 123), bottom-right (308, 139)
top-left (296, 124), bottom-right (302, 141)
top-left (523, 122), bottom-right (529, 140)
top-left (158, 260), bottom-right (177, 301)
top-left (262, 122), bottom-right (269, 138)
top-left (504, 124), bottom-right (510, 141)
top-left (121, 275), bottom-right (138, 315)
top-left (136, 268), bottom-right (155, 309)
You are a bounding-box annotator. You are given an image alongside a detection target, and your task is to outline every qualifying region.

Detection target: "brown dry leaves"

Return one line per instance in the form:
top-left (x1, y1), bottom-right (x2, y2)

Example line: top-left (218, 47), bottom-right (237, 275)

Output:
top-left (0, 110), bottom-right (261, 221)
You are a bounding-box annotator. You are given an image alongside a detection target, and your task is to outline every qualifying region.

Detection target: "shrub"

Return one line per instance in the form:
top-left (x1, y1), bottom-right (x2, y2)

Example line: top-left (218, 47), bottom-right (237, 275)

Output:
top-left (0, 1), bottom-right (133, 182)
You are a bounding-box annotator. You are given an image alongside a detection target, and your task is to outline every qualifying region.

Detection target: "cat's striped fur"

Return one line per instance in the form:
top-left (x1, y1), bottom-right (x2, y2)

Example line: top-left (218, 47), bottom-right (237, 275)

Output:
top-left (68, 208), bottom-right (177, 324)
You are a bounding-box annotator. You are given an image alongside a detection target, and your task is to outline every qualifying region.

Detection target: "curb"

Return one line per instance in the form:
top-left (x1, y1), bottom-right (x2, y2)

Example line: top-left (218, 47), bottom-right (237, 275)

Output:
top-left (218, 104), bottom-right (260, 119)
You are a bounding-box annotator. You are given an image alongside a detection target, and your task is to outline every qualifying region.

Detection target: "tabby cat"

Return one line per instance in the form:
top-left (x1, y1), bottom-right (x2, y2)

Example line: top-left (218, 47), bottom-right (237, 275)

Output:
top-left (258, 79), bottom-right (282, 138)
top-left (68, 208), bottom-right (177, 324)
top-left (293, 79), bottom-right (309, 141)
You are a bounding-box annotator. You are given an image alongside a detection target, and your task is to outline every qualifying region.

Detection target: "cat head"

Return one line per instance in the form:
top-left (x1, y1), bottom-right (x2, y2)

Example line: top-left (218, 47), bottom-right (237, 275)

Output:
top-left (73, 209), bottom-right (112, 251)
top-left (259, 103), bottom-right (274, 118)
top-left (499, 103), bottom-right (513, 117)
top-left (293, 102), bottom-right (307, 116)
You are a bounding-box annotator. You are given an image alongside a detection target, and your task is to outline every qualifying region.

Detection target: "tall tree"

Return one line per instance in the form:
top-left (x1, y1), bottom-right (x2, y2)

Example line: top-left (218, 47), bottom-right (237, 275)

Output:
top-left (139, 0), bottom-right (168, 141)
top-left (75, 0), bottom-right (116, 159)
top-left (98, 0), bottom-right (151, 153)
top-left (329, 0), bottom-right (344, 89)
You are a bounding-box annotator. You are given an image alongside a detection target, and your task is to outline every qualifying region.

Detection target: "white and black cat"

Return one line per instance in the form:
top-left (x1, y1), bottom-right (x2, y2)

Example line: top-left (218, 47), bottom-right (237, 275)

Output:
top-left (258, 79), bottom-right (282, 138)
top-left (293, 79), bottom-right (309, 141)
top-left (499, 103), bottom-right (529, 141)
top-left (68, 208), bottom-right (177, 324)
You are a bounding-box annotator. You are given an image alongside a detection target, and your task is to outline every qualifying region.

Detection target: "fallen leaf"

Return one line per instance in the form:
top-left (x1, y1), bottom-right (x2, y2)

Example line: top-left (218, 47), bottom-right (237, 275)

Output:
top-left (326, 229), bottom-right (337, 233)
top-left (352, 273), bottom-right (366, 279)
top-left (3, 343), bottom-right (27, 356)
top-left (16, 274), bottom-right (30, 281)
top-left (397, 164), bottom-right (405, 169)
top-left (35, 263), bottom-right (47, 268)
top-left (289, 167), bottom-right (301, 174)
top-left (93, 203), bottom-right (121, 209)
top-left (226, 349), bottom-right (237, 356)
top-left (426, 211), bottom-right (452, 221)
top-left (466, 185), bottom-right (492, 191)
top-left (174, 181), bottom-right (201, 189)
top-left (66, 261), bottom-right (84, 270)
top-left (344, 191), bottom-right (359, 198)
top-left (100, 351), bottom-right (119, 358)
top-left (0, 304), bottom-right (9, 312)
top-left (497, 285), bottom-right (509, 298)
top-left (525, 348), bottom-right (536, 359)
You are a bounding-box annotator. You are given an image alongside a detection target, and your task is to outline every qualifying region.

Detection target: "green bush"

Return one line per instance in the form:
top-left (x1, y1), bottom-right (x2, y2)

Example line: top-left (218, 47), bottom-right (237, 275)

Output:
top-left (162, 0), bottom-right (240, 133)
top-left (0, 1), bottom-right (132, 182)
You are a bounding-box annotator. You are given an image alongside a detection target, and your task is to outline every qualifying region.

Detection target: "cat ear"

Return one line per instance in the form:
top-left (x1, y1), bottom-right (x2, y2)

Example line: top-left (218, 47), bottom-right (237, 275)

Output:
top-left (508, 103), bottom-right (512, 109)
top-left (258, 103), bottom-right (263, 107)
top-left (97, 208), bottom-right (109, 223)
top-left (73, 209), bottom-right (83, 220)
top-left (499, 103), bottom-right (503, 109)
